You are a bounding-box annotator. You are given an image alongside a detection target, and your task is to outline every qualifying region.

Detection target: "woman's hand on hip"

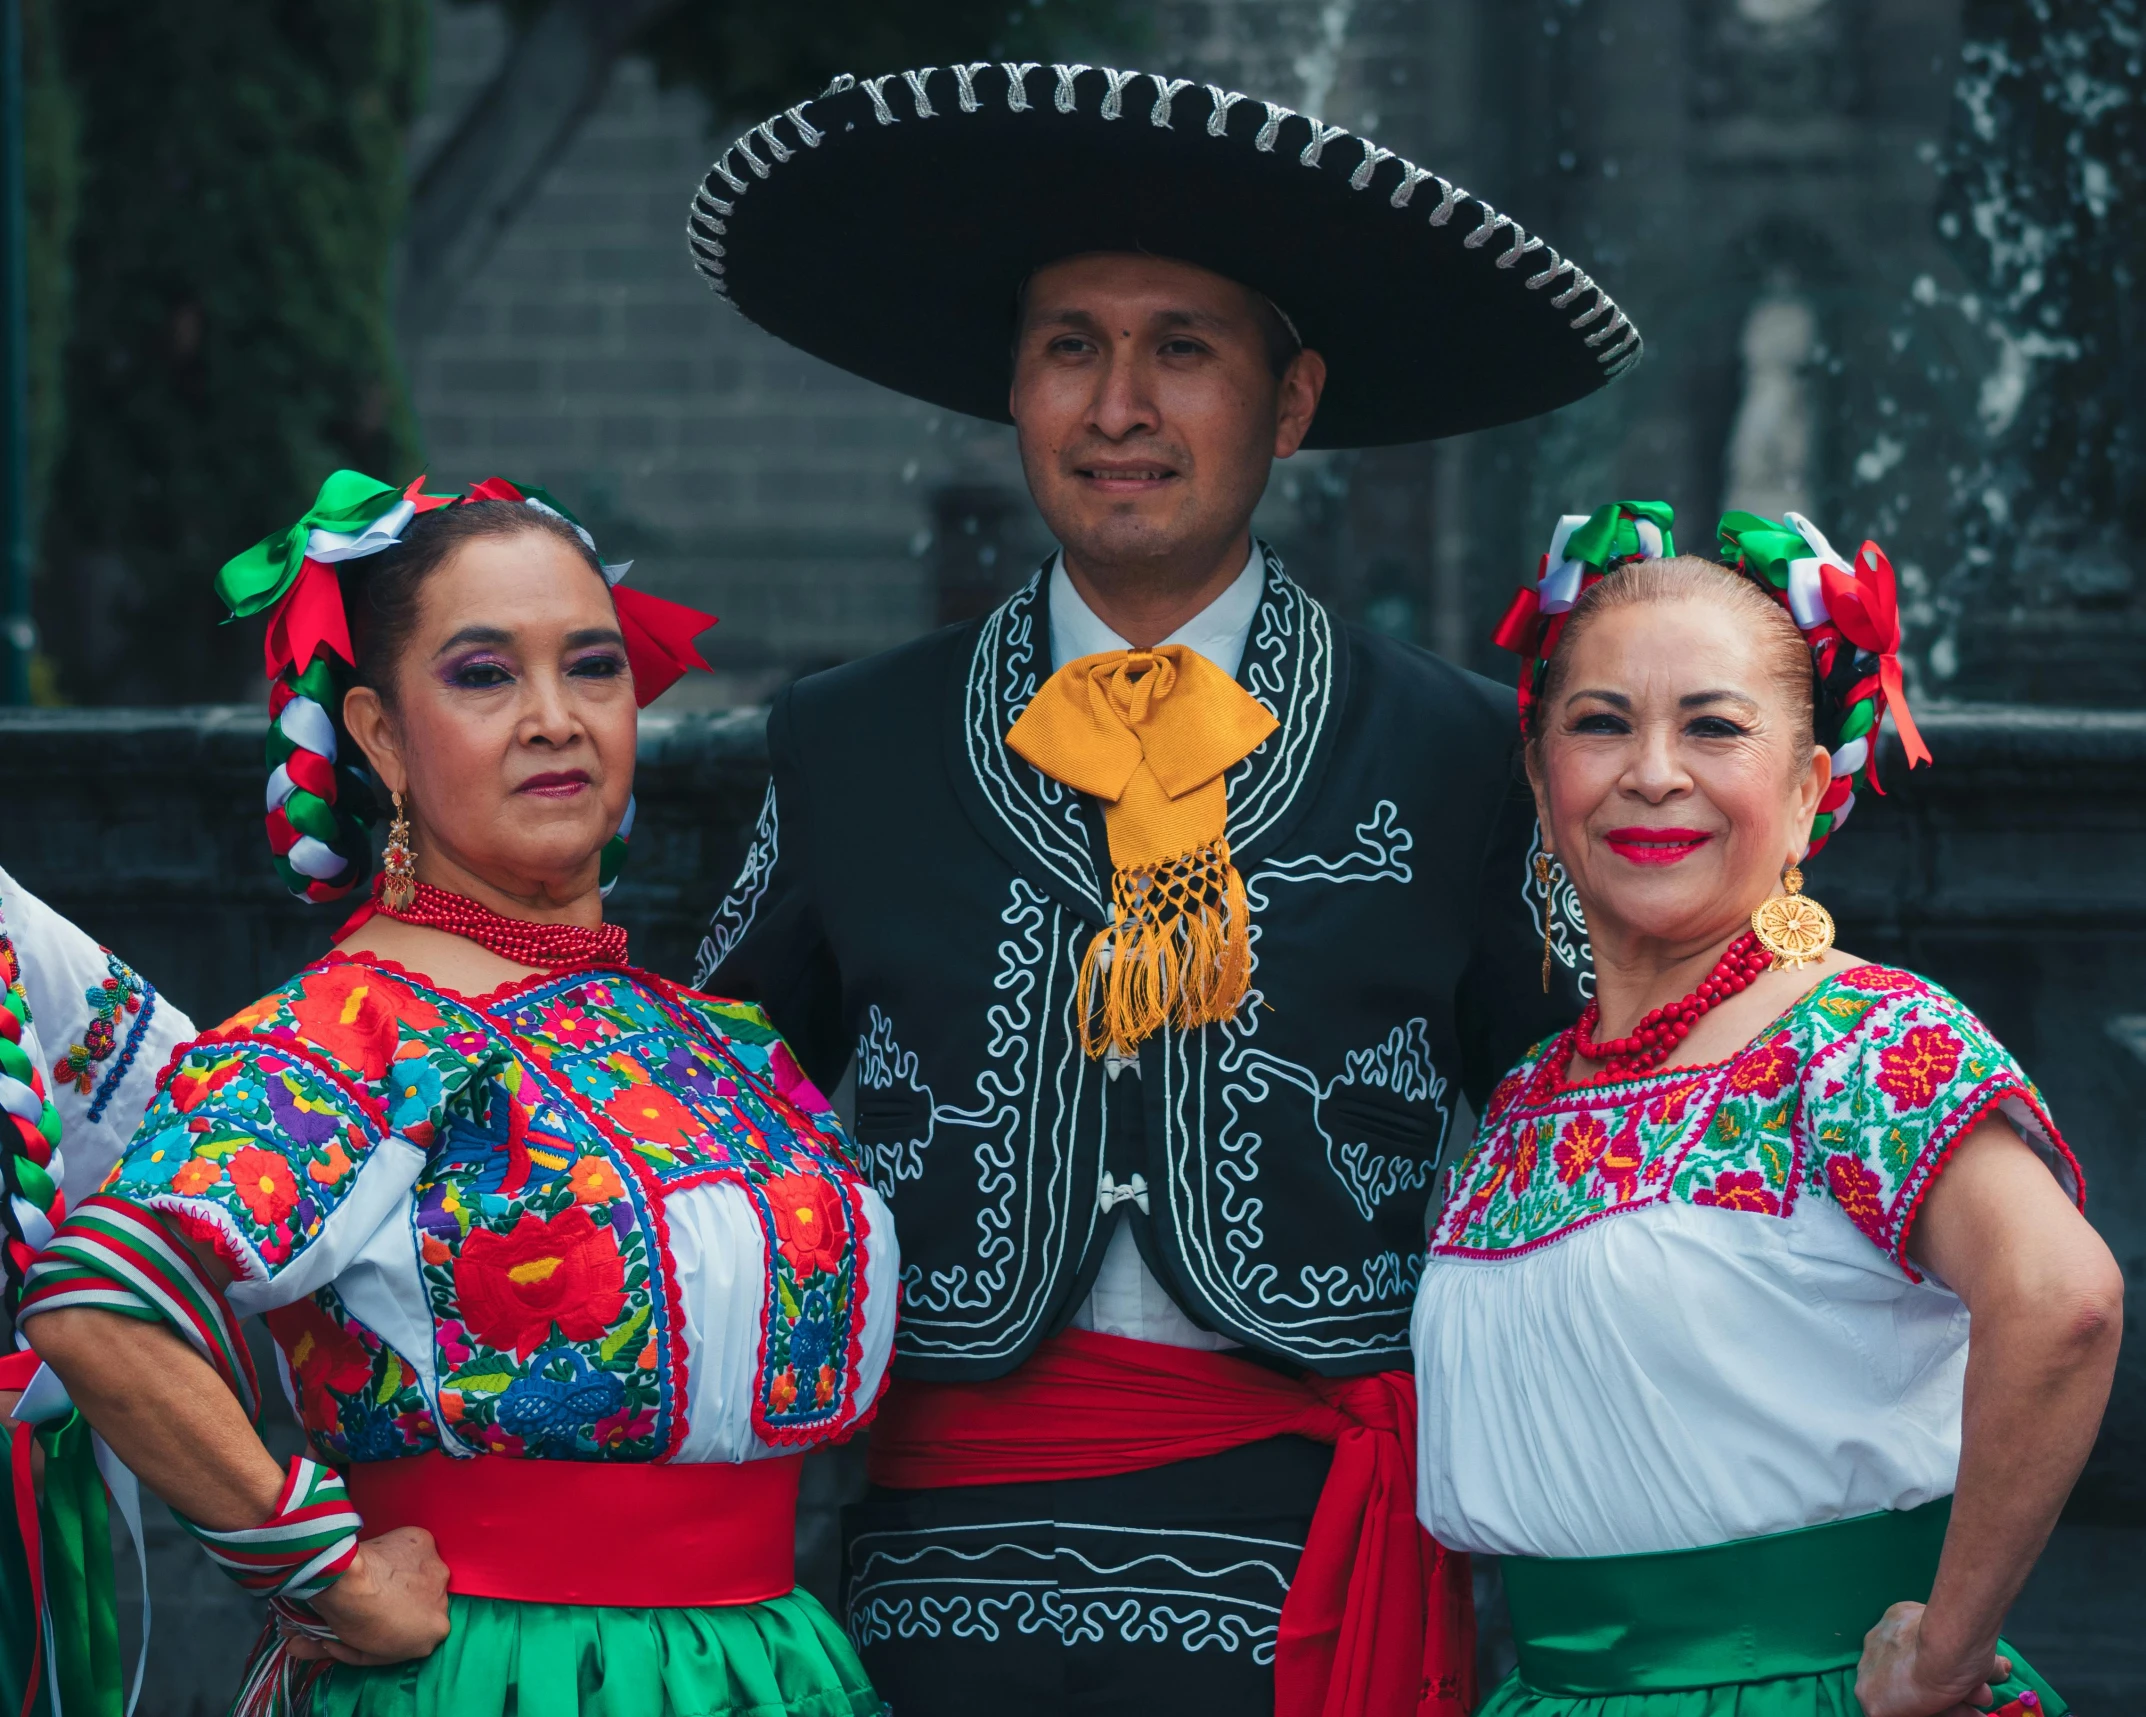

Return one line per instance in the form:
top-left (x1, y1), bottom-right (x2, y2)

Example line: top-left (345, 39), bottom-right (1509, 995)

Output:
top-left (1856, 1600), bottom-right (2011, 1717)
top-left (287, 1528), bottom-right (452, 1666)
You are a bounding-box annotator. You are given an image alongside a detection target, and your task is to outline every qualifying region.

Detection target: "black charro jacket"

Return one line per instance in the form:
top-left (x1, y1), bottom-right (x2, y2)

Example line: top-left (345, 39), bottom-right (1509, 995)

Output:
top-left (699, 553), bottom-right (1582, 1379)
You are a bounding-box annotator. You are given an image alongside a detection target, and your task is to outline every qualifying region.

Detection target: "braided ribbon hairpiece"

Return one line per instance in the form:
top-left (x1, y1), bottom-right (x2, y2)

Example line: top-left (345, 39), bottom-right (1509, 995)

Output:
top-left (1490, 501), bottom-right (1932, 857)
top-left (1490, 499), bottom-right (1676, 733)
top-left (0, 919), bottom-right (66, 1314)
top-left (216, 471), bottom-right (718, 903)
top-left (1716, 509), bottom-right (1932, 852)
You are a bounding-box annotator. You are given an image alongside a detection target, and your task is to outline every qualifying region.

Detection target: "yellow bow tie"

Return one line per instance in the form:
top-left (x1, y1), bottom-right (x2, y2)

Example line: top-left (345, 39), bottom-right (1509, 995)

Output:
top-left (1007, 645), bottom-right (1278, 1058)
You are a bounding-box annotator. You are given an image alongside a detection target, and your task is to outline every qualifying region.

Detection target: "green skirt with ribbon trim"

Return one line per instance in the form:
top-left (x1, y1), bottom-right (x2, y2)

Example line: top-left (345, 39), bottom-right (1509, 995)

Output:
top-left (305, 1588), bottom-right (878, 1717)
top-left (1484, 1499), bottom-right (2064, 1717)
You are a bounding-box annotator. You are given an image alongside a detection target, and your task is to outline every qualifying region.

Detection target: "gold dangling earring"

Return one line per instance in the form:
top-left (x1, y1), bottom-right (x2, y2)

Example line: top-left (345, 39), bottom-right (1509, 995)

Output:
top-left (1750, 859), bottom-right (1835, 970)
top-left (1534, 851), bottom-right (1558, 993)
top-left (382, 790), bottom-right (418, 912)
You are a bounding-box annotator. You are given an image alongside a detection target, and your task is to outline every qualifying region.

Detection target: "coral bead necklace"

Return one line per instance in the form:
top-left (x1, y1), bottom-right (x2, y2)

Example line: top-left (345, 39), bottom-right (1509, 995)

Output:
top-left (1568, 930), bottom-right (1776, 1084)
top-left (344, 876), bottom-right (628, 971)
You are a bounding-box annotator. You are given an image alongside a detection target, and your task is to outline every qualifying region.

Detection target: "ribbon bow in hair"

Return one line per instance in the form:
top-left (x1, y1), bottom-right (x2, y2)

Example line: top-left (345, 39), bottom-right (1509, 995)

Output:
top-left (1716, 509), bottom-right (1931, 853)
top-left (216, 470), bottom-right (718, 904)
top-left (1492, 499), bottom-right (1676, 729)
top-left (462, 478), bottom-right (718, 705)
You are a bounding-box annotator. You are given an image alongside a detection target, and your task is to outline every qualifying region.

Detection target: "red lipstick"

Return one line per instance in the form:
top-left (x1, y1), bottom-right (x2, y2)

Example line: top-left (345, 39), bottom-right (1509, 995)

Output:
top-left (1603, 827), bottom-right (1712, 866)
top-left (518, 770), bottom-right (591, 800)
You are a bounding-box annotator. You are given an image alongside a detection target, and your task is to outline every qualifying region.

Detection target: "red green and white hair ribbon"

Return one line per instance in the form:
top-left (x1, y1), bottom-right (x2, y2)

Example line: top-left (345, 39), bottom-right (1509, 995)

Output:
top-left (1717, 509), bottom-right (1932, 853)
top-left (1491, 499), bottom-right (1678, 732)
top-left (0, 920), bottom-right (66, 1316)
top-left (1489, 498), bottom-right (1932, 858)
top-left (216, 470), bottom-right (718, 904)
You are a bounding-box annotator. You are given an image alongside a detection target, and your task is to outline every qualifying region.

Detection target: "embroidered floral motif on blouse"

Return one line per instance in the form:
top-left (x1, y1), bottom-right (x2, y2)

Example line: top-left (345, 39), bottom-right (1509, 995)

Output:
top-left (106, 956), bottom-right (875, 1459)
top-left (51, 948), bottom-right (157, 1120)
top-left (1435, 966), bottom-right (2079, 1277)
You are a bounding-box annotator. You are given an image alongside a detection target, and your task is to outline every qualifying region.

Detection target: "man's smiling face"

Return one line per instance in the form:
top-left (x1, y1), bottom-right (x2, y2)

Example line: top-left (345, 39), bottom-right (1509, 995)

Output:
top-left (1009, 253), bottom-right (1323, 583)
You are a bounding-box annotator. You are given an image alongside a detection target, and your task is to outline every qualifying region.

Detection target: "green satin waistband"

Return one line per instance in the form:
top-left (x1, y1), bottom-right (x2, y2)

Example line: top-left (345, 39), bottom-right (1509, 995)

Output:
top-left (1501, 1499), bottom-right (1952, 1696)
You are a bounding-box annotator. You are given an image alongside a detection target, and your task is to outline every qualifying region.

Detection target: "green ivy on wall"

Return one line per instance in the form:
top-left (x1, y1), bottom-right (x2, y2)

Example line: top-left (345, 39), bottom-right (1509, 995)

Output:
top-left (34, 0), bottom-right (427, 704)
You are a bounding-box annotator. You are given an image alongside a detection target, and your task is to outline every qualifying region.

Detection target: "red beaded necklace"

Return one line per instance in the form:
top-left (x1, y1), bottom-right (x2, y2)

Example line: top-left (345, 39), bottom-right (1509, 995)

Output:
top-left (1567, 930), bottom-right (1775, 1085)
top-left (344, 876), bottom-right (628, 972)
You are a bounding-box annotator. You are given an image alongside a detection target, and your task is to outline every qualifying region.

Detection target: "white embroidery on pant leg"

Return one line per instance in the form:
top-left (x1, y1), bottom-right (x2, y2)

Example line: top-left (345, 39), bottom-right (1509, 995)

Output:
top-left (846, 1521), bottom-right (1291, 1661)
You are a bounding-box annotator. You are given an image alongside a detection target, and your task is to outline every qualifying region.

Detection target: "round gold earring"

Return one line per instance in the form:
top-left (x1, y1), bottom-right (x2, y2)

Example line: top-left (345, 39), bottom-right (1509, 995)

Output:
top-left (1534, 850), bottom-right (1558, 993)
top-left (381, 790), bottom-right (418, 912)
top-left (1750, 860), bottom-right (1834, 969)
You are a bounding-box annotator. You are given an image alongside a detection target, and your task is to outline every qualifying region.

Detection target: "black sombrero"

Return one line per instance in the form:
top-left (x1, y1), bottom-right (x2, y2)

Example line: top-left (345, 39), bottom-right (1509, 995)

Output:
top-left (685, 64), bottom-right (1641, 450)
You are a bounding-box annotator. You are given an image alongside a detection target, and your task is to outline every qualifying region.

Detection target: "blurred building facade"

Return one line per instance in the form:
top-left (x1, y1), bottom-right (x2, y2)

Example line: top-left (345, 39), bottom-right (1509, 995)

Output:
top-left (402, 0), bottom-right (1973, 700)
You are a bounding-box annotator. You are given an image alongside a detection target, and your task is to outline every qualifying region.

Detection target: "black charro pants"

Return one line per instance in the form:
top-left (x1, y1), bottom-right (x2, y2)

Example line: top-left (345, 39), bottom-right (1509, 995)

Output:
top-left (841, 1436), bottom-right (1334, 1717)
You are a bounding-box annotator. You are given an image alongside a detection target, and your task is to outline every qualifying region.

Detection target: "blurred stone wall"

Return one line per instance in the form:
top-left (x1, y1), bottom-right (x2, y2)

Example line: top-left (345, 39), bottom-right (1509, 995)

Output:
top-left (400, 0), bottom-right (2017, 697)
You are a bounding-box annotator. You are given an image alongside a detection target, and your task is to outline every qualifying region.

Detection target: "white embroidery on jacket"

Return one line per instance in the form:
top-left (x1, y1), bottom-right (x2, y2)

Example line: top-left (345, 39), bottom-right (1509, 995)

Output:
top-left (694, 778), bottom-right (779, 986)
top-left (1526, 819), bottom-right (1595, 1000)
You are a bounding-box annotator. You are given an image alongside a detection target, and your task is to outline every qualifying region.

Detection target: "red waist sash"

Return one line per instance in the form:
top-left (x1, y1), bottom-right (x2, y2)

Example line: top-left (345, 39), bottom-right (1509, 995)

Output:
top-left (867, 1328), bottom-right (1474, 1717)
top-left (348, 1450), bottom-right (801, 1608)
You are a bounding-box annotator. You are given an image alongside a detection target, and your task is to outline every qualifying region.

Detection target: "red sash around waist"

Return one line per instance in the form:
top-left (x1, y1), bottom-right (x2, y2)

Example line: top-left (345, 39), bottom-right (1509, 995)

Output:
top-left (348, 1451), bottom-right (801, 1608)
top-left (867, 1327), bottom-right (1474, 1717)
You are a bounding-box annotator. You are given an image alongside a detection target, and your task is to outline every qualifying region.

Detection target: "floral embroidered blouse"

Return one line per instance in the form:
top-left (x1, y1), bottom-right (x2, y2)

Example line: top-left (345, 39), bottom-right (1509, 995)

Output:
top-left (104, 955), bottom-right (897, 1465)
top-left (1412, 964), bottom-right (2080, 1560)
top-left (1, 865), bottom-right (192, 1221)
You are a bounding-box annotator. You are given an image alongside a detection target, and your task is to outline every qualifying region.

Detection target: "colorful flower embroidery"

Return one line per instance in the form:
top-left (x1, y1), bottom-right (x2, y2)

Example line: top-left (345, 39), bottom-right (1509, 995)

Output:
top-left (51, 952), bottom-right (152, 1107)
top-left (1434, 967), bottom-right (2076, 1278)
top-left (1692, 1169), bottom-right (1782, 1215)
top-left (541, 1003), bottom-right (611, 1050)
top-left (1824, 1154), bottom-right (1887, 1244)
top-left (1875, 1025), bottom-right (1961, 1112)
top-left (766, 1173), bottom-right (847, 1276)
top-left (109, 956), bottom-right (878, 1463)
top-left (455, 1207), bottom-right (628, 1361)
top-left (601, 1084), bottom-right (706, 1154)
top-left (1837, 965), bottom-right (1921, 994)
top-left (289, 966), bottom-right (408, 1081)
top-left (569, 1155), bottom-right (626, 1205)
top-left (1597, 1114), bottom-right (1646, 1200)
top-left (171, 1157), bottom-right (222, 1197)
top-left (1727, 1037), bottom-right (1798, 1098)
top-left (229, 1146), bottom-right (299, 1227)
top-left (1510, 1122), bottom-right (1539, 1194)
top-left (1553, 1114), bottom-right (1607, 1185)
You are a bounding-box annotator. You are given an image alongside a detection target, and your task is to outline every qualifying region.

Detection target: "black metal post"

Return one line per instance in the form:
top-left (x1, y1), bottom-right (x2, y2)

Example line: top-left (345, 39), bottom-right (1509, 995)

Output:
top-left (0, 0), bottom-right (29, 705)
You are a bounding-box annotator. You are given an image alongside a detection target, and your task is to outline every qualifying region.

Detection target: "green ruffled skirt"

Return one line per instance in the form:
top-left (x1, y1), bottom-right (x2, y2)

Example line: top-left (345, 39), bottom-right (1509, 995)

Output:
top-left (1485, 1500), bottom-right (2065, 1717)
top-left (1479, 1652), bottom-right (2060, 1716)
top-left (306, 1589), bottom-right (879, 1717)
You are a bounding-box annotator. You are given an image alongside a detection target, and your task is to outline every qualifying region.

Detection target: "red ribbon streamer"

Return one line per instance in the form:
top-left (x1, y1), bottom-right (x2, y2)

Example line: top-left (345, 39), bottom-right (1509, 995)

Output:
top-left (1819, 543), bottom-right (1932, 771)
top-left (1490, 586), bottom-right (1543, 656)
top-left (868, 1327), bottom-right (1475, 1717)
top-left (614, 585), bottom-right (718, 707)
top-left (1, 1349), bottom-right (46, 1717)
top-left (262, 558), bottom-right (354, 680)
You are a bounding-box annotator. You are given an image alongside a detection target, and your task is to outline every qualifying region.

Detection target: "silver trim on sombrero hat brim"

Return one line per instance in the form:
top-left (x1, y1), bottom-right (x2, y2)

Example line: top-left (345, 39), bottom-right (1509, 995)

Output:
top-left (686, 64), bottom-right (1642, 441)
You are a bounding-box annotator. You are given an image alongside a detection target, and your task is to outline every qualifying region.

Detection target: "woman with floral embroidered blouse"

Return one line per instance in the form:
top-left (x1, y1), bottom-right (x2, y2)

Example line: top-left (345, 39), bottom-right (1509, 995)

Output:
top-left (1416, 504), bottom-right (2121, 1717)
top-left (17, 473), bottom-right (897, 1717)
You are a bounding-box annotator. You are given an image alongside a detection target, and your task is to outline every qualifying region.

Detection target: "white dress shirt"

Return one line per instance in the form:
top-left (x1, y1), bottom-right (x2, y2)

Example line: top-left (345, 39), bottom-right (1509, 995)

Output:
top-left (1049, 544), bottom-right (1265, 1351)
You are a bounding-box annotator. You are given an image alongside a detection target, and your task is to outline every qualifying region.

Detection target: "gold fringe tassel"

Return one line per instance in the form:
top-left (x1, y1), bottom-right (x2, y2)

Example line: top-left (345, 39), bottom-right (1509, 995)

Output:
top-left (1076, 838), bottom-right (1252, 1060)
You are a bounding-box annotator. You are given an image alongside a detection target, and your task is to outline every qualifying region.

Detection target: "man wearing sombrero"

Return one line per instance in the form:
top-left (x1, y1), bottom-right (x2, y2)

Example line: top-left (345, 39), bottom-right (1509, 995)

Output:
top-left (689, 63), bottom-right (1640, 1717)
